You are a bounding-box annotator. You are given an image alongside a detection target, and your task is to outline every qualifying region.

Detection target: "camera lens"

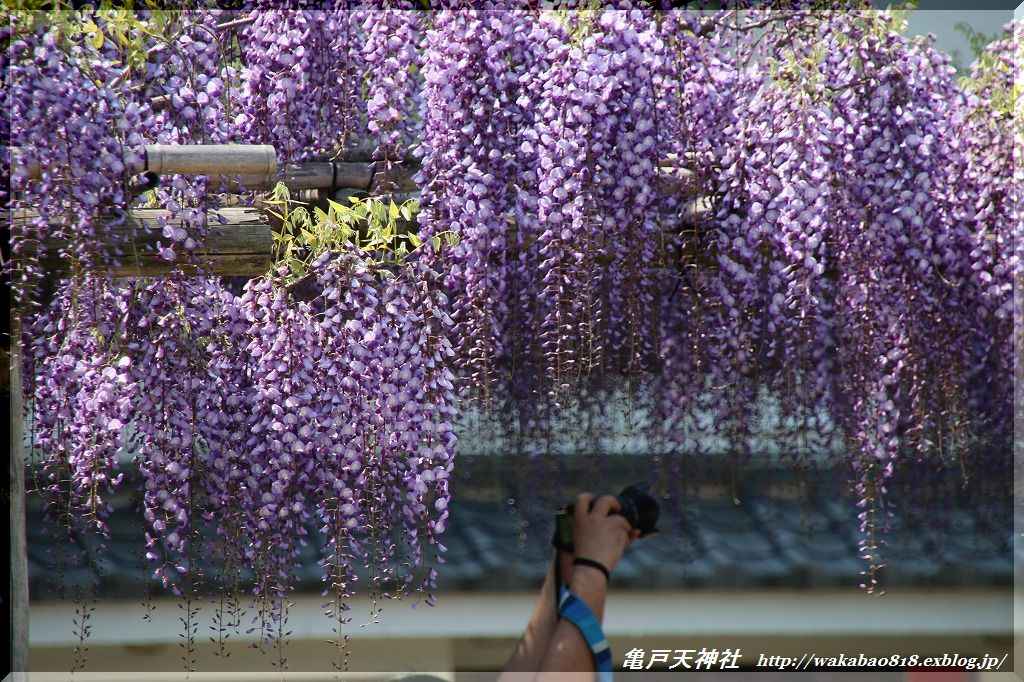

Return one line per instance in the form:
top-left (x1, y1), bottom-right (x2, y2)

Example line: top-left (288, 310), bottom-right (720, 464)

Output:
top-left (617, 483), bottom-right (659, 536)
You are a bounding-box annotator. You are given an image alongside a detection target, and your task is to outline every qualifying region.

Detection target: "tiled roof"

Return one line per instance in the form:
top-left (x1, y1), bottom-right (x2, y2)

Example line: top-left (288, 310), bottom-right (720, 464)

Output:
top-left (26, 461), bottom-right (1012, 601)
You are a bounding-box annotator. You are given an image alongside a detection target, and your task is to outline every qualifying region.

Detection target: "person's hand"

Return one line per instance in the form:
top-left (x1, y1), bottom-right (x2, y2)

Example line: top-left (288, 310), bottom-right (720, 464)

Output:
top-left (571, 493), bottom-right (641, 575)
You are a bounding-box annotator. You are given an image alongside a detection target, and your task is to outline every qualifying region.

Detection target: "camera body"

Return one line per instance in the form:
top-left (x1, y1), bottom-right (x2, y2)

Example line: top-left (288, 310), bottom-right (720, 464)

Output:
top-left (551, 483), bottom-right (660, 553)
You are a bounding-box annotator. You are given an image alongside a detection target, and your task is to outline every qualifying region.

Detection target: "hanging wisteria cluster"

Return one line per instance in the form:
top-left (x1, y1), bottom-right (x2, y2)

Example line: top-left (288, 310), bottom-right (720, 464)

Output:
top-left (954, 23), bottom-right (1021, 443)
top-left (8, 5), bottom-right (1018, 666)
top-left (530, 11), bottom-right (667, 392)
top-left (364, 9), bottom-right (423, 167)
top-left (239, 9), bottom-right (366, 163)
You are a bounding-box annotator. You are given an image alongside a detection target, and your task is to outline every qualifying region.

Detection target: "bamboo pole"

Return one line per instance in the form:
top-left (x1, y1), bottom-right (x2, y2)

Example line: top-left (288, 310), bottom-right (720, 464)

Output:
top-left (14, 145), bottom-right (279, 184)
top-left (145, 144), bottom-right (277, 178)
top-left (13, 144), bottom-right (696, 198)
top-left (207, 160), bottom-right (421, 193)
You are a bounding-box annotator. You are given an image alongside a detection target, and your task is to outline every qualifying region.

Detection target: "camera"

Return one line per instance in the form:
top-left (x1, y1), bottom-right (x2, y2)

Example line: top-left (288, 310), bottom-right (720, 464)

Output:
top-left (551, 483), bottom-right (660, 552)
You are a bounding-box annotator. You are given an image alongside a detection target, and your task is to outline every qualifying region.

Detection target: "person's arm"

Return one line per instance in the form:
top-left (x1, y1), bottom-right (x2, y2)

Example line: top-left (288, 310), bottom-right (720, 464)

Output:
top-left (499, 550), bottom-right (575, 676)
top-left (535, 493), bottom-right (637, 681)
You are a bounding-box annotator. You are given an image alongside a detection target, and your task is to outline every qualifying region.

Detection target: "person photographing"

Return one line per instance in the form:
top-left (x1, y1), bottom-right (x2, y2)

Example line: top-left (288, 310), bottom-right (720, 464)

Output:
top-left (501, 486), bottom-right (659, 681)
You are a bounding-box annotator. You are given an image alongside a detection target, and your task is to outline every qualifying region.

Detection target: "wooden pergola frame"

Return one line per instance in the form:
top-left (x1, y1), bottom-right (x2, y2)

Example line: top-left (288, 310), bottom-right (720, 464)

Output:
top-left (7, 142), bottom-right (711, 673)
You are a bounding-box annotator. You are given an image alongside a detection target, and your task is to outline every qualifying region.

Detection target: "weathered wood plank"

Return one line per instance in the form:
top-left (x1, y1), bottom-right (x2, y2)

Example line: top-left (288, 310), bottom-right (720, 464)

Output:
top-left (17, 207), bottom-right (273, 278)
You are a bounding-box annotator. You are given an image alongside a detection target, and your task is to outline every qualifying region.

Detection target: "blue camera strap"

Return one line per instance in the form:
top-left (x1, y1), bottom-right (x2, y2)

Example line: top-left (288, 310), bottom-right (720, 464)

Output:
top-left (557, 585), bottom-right (613, 682)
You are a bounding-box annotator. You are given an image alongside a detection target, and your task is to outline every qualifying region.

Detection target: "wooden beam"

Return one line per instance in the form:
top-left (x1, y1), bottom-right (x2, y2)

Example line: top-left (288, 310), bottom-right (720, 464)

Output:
top-left (18, 207), bottom-right (273, 278)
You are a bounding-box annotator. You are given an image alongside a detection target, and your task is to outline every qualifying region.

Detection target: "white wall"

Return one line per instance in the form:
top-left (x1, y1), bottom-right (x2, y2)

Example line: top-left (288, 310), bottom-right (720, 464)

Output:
top-left (28, 589), bottom-right (1012, 674)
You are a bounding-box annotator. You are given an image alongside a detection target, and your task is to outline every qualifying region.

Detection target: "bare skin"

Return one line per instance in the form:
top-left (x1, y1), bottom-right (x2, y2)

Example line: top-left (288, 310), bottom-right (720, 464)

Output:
top-left (500, 493), bottom-right (641, 681)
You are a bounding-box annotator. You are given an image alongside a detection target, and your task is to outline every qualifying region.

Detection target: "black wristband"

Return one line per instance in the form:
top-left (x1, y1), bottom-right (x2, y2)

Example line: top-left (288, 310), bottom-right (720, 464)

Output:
top-left (573, 557), bottom-right (611, 583)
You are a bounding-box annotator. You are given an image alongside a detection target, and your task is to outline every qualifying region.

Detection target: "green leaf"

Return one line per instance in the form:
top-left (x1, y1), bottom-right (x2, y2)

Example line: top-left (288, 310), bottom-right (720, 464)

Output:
top-left (409, 233), bottom-right (422, 248)
top-left (370, 201), bottom-right (386, 225)
top-left (270, 181), bottom-right (291, 201)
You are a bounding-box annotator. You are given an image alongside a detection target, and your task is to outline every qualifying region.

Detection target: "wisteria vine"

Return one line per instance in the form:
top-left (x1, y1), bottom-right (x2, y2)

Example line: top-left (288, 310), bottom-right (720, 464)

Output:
top-left (8, 6), bottom-right (1017, 668)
